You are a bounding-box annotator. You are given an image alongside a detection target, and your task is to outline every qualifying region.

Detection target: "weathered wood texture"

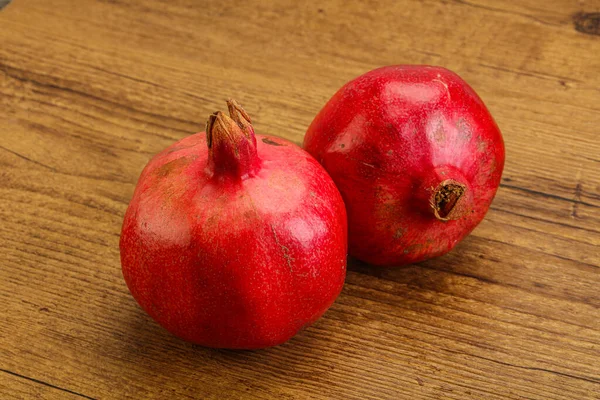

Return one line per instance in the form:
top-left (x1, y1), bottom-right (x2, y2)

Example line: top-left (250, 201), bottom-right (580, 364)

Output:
top-left (1, 0), bottom-right (599, 399)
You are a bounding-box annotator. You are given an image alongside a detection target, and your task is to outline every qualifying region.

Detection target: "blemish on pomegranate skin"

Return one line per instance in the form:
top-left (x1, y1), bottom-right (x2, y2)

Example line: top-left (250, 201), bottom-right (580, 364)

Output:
top-left (434, 126), bottom-right (446, 142)
top-left (477, 138), bottom-right (488, 152)
top-left (489, 159), bottom-right (497, 174)
top-left (456, 118), bottom-right (472, 141)
top-left (393, 228), bottom-right (405, 239)
top-left (262, 137), bottom-right (284, 146)
top-left (155, 157), bottom-right (191, 178)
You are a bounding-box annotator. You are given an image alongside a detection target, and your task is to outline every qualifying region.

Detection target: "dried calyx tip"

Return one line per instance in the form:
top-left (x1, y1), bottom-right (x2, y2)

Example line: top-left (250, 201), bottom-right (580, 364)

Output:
top-left (226, 99), bottom-right (253, 138)
top-left (227, 99), bottom-right (251, 124)
top-left (206, 111), bottom-right (236, 149)
top-left (206, 112), bottom-right (218, 148)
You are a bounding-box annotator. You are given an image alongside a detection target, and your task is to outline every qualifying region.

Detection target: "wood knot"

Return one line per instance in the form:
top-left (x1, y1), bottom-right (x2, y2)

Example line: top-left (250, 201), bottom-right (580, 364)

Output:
top-left (0, 0), bottom-right (12, 11)
top-left (573, 12), bottom-right (600, 36)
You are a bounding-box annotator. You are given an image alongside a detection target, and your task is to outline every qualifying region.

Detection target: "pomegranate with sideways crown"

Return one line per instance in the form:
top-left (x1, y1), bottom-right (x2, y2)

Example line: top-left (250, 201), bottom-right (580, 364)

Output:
top-left (304, 65), bottom-right (505, 266)
top-left (121, 100), bottom-right (347, 349)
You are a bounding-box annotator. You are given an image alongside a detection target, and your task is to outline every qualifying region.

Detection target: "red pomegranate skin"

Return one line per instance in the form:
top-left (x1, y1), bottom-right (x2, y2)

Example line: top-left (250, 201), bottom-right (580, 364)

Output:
top-left (304, 66), bottom-right (504, 266)
top-left (121, 101), bottom-right (347, 349)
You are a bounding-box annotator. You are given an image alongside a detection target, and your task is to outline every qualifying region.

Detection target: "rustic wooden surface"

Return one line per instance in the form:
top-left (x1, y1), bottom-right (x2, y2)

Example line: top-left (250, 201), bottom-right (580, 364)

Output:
top-left (1, 0), bottom-right (599, 399)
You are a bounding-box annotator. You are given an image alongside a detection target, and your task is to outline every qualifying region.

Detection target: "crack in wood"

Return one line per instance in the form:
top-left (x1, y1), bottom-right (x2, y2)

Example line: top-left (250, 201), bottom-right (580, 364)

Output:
top-left (443, 349), bottom-right (600, 384)
top-left (0, 368), bottom-right (97, 400)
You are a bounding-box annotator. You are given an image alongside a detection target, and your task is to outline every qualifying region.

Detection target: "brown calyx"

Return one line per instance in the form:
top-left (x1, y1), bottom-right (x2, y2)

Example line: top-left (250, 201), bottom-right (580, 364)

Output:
top-left (227, 98), bottom-right (254, 137)
top-left (430, 180), bottom-right (466, 221)
top-left (205, 99), bottom-right (260, 179)
top-left (206, 99), bottom-right (255, 149)
top-left (206, 111), bottom-right (235, 149)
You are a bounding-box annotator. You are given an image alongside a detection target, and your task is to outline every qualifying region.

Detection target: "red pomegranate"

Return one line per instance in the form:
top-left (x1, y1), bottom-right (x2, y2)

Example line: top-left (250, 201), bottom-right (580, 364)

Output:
top-left (121, 100), bottom-right (347, 349)
top-left (304, 66), bottom-right (504, 266)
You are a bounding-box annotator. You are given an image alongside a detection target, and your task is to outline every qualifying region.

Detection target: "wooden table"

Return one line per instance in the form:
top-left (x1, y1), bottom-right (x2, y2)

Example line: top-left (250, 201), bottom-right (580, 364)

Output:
top-left (1, 0), bottom-right (599, 399)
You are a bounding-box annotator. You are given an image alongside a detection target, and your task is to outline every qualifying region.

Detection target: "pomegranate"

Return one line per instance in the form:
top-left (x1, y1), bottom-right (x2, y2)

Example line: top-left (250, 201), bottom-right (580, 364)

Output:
top-left (304, 66), bottom-right (504, 266)
top-left (121, 100), bottom-right (347, 349)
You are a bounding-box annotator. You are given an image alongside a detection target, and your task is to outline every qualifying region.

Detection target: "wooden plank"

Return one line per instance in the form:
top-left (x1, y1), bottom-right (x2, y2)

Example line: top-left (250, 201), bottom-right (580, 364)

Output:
top-left (0, 0), bottom-right (599, 399)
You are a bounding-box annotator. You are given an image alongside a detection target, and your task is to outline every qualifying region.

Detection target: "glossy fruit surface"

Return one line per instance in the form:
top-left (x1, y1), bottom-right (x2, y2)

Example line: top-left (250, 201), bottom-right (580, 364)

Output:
top-left (121, 100), bottom-right (347, 348)
top-left (304, 66), bottom-right (504, 266)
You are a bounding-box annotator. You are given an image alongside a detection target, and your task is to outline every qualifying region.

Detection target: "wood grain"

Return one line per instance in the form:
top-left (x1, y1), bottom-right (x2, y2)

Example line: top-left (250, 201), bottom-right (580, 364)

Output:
top-left (1, 0), bottom-right (599, 399)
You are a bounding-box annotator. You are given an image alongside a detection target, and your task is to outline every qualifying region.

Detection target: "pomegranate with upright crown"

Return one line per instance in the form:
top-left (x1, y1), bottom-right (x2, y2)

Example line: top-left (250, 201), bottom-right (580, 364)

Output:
top-left (121, 100), bottom-right (347, 348)
top-left (304, 65), bottom-right (505, 266)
